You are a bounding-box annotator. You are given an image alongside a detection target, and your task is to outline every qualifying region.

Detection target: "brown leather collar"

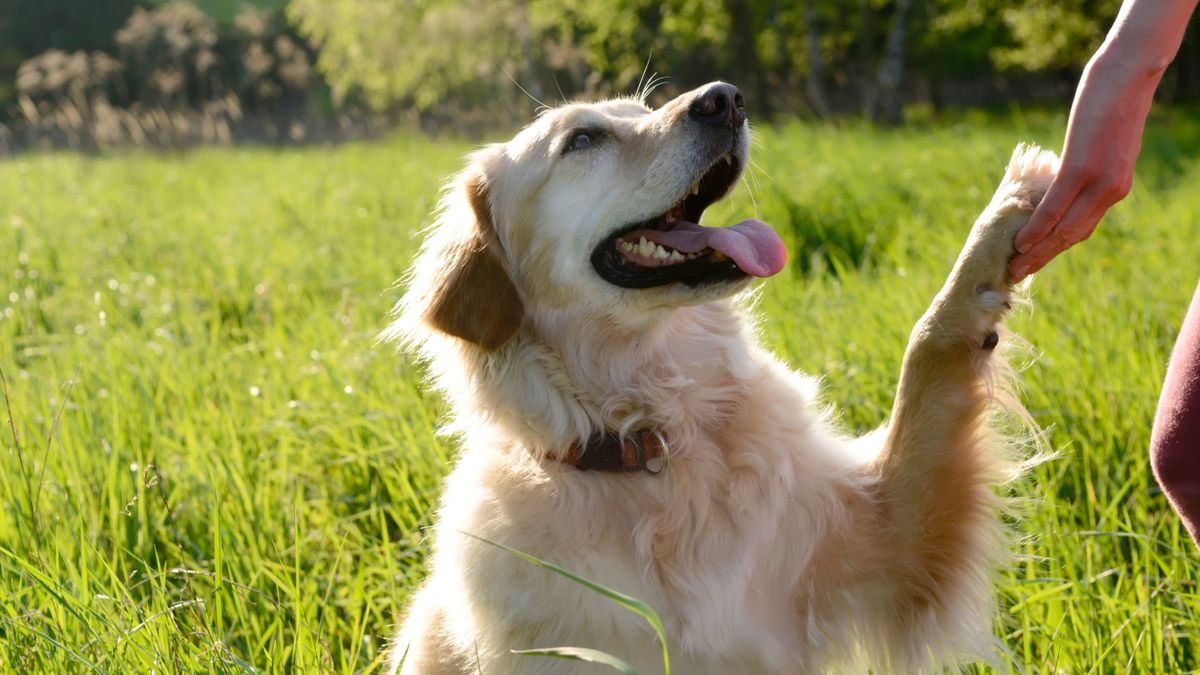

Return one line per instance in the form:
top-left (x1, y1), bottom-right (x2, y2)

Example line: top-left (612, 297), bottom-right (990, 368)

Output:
top-left (561, 430), bottom-right (669, 474)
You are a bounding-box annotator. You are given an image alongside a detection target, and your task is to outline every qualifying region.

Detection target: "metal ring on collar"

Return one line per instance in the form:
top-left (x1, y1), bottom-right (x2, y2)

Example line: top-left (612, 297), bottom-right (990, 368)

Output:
top-left (645, 430), bottom-right (669, 474)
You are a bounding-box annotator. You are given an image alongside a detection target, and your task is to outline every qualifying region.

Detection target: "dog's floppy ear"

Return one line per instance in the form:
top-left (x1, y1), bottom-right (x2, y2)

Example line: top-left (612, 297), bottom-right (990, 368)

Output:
top-left (422, 173), bottom-right (524, 350)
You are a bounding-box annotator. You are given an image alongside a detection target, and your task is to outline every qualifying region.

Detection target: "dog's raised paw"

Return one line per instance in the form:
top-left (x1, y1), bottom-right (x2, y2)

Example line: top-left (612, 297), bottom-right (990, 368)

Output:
top-left (955, 144), bottom-right (1059, 294)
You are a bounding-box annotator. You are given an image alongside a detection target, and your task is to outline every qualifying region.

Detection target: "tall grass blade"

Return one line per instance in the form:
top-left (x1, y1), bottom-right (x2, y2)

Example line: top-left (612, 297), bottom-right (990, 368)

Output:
top-left (511, 646), bottom-right (640, 674)
top-left (461, 532), bottom-right (670, 675)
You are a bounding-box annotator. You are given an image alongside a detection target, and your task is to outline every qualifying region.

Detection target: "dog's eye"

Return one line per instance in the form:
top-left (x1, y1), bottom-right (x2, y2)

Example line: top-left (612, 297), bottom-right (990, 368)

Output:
top-left (564, 129), bottom-right (602, 154)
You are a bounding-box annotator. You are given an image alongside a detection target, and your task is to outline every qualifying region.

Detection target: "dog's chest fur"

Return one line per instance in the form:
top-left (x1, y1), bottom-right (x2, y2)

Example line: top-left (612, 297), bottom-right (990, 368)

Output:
top-left (421, 304), bottom-right (872, 673)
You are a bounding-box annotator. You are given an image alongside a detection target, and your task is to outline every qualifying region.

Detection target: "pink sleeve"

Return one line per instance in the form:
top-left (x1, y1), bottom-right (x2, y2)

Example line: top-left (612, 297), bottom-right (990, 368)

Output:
top-left (1150, 281), bottom-right (1200, 549)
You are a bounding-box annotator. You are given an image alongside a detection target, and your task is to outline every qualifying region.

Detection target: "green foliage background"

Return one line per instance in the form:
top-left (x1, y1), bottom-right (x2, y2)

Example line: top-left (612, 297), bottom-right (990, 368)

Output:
top-left (7, 0), bottom-right (1200, 133)
top-left (282, 0), bottom-right (1151, 120)
top-left (1, 107), bottom-right (1198, 670)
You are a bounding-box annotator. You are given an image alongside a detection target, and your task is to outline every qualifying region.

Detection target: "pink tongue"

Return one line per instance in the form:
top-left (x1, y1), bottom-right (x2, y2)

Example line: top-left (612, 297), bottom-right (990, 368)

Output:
top-left (632, 219), bottom-right (788, 278)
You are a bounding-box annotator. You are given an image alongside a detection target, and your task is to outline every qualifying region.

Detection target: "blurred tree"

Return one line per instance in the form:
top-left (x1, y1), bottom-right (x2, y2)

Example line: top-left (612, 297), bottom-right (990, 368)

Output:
top-left (288, 0), bottom-right (543, 112)
top-left (1166, 17), bottom-right (1200, 101)
top-left (992, 0), bottom-right (1120, 71)
top-left (150, 0), bottom-right (290, 24)
top-left (0, 0), bottom-right (136, 119)
top-left (231, 7), bottom-right (317, 117)
top-left (116, 2), bottom-right (221, 107)
top-left (866, 0), bottom-right (915, 124)
top-left (918, 0), bottom-right (1013, 110)
top-left (725, 0), bottom-right (772, 116)
top-left (3, 0), bottom-right (1189, 139)
top-left (0, 0), bottom-right (135, 56)
top-left (288, 0), bottom-right (745, 118)
top-left (16, 49), bottom-right (122, 116)
top-left (540, 0), bottom-right (727, 93)
top-left (801, 0), bottom-right (832, 118)
top-left (0, 0), bottom-right (297, 121)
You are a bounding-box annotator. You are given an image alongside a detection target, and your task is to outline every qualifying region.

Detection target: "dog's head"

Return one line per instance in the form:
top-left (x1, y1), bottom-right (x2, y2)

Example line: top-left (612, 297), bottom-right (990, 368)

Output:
top-left (398, 82), bottom-right (786, 352)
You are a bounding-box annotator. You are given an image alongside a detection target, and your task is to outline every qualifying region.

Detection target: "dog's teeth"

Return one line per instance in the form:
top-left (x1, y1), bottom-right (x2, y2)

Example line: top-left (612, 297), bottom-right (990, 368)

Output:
top-left (690, 181), bottom-right (701, 196)
top-left (653, 245), bottom-right (670, 259)
top-left (712, 251), bottom-right (726, 260)
top-left (638, 237), bottom-right (654, 256)
top-left (686, 252), bottom-right (699, 260)
top-left (618, 239), bottom-right (634, 253)
top-left (668, 250), bottom-right (685, 262)
top-left (724, 153), bottom-right (734, 165)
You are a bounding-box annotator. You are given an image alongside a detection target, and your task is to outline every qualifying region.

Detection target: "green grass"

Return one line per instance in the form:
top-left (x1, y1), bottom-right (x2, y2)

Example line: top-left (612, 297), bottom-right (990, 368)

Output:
top-left (1, 108), bottom-right (1197, 672)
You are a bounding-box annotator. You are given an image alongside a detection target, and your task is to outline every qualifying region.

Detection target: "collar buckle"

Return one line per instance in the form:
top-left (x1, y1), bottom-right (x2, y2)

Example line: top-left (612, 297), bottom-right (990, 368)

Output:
top-left (563, 429), bottom-right (670, 475)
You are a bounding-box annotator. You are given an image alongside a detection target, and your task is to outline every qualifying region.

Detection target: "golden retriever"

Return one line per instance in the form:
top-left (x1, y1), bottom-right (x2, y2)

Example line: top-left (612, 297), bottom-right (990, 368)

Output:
top-left (384, 82), bottom-right (1055, 674)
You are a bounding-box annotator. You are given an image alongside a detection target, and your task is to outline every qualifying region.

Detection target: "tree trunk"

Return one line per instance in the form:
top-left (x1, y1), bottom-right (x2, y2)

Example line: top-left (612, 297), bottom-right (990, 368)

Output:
top-left (726, 0), bottom-right (772, 119)
top-left (867, 0), bottom-right (914, 125)
top-left (767, 2), bottom-right (793, 110)
top-left (803, 0), bottom-right (832, 119)
top-left (1170, 18), bottom-right (1200, 101)
top-left (855, 0), bottom-right (876, 110)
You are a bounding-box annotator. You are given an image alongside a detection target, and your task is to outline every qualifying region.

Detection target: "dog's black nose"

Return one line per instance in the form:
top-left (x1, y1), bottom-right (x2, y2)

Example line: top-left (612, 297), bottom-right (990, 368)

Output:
top-left (688, 83), bottom-right (745, 128)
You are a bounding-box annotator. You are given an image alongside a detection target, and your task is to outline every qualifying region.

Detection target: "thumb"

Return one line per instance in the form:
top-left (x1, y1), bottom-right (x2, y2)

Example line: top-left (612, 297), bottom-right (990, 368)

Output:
top-left (1014, 179), bottom-right (1077, 253)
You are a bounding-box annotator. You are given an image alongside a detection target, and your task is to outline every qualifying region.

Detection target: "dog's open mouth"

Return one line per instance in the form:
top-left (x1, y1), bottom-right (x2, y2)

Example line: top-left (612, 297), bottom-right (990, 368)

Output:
top-left (591, 151), bottom-right (788, 289)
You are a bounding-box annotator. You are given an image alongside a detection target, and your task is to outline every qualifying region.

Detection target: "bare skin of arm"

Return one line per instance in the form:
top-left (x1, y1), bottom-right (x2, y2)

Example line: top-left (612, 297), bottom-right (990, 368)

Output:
top-left (1008, 0), bottom-right (1199, 280)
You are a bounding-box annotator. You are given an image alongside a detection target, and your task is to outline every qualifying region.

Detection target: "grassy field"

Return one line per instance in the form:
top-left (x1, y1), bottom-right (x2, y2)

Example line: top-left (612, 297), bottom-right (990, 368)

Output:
top-left (1, 108), bottom-right (1198, 673)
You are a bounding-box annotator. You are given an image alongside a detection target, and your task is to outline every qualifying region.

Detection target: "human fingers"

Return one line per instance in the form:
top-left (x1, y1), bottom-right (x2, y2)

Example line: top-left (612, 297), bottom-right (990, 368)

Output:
top-left (1009, 189), bottom-right (1092, 279)
top-left (1009, 202), bottom-right (1105, 281)
top-left (1013, 175), bottom-right (1082, 254)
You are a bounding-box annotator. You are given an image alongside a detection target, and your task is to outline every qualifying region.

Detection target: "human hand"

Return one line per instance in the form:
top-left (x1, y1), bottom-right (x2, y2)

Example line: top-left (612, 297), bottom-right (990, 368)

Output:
top-left (1008, 54), bottom-right (1157, 281)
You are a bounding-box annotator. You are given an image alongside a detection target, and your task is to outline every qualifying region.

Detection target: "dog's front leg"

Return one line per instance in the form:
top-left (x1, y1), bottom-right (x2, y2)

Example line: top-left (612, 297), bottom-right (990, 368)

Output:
top-left (866, 146), bottom-right (1056, 663)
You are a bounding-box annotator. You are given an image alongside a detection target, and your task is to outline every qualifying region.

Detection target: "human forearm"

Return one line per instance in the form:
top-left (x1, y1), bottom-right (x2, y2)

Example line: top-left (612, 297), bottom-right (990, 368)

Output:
top-left (1099, 0), bottom-right (1198, 77)
top-left (1009, 0), bottom-right (1198, 279)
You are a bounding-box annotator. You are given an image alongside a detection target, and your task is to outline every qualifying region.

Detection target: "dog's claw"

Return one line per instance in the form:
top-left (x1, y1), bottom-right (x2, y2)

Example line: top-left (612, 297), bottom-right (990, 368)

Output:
top-left (982, 331), bottom-right (999, 350)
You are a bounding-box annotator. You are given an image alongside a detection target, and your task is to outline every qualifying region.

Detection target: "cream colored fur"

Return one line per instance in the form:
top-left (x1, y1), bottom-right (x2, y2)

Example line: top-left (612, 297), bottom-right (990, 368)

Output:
top-left (384, 83), bottom-right (1057, 674)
